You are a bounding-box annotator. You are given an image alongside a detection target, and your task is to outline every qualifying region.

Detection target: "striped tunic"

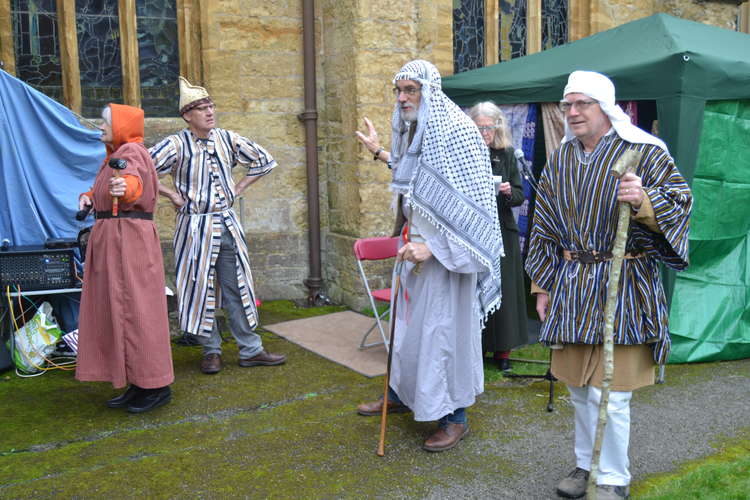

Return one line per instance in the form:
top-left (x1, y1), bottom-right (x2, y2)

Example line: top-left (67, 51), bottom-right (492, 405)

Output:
top-left (150, 128), bottom-right (277, 337)
top-left (525, 134), bottom-right (692, 364)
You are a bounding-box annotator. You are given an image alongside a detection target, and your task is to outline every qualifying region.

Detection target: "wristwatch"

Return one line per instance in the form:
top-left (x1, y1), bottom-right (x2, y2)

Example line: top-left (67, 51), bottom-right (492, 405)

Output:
top-left (373, 147), bottom-right (385, 160)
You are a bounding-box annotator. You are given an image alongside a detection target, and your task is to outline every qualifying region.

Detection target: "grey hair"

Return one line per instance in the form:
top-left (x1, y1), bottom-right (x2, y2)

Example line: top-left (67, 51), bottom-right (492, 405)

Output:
top-left (467, 101), bottom-right (512, 150)
top-left (101, 105), bottom-right (112, 125)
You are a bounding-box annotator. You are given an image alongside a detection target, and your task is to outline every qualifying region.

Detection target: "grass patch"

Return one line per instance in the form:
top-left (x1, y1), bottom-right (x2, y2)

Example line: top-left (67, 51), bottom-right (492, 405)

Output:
top-left (484, 342), bottom-right (551, 383)
top-left (257, 299), bottom-right (347, 326)
top-left (633, 438), bottom-right (750, 499)
top-left (360, 303), bottom-right (390, 319)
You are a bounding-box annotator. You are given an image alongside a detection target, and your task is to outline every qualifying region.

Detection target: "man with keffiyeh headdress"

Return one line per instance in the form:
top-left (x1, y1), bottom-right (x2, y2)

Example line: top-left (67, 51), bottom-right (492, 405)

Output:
top-left (525, 71), bottom-right (692, 500)
top-left (355, 60), bottom-right (503, 452)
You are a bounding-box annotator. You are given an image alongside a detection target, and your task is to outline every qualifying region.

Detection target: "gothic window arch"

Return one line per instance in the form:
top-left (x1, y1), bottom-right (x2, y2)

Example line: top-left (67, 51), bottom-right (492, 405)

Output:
top-left (453, 0), bottom-right (569, 73)
top-left (3, 0), bottom-right (194, 117)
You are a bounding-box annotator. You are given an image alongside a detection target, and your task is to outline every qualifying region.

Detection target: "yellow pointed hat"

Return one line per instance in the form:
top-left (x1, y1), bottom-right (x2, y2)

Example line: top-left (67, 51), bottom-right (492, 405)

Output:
top-left (179, 76), bottom-right (212, 114)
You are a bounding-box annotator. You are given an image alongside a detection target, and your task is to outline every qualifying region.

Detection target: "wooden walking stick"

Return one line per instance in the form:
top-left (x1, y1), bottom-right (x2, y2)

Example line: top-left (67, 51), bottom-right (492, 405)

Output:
top-left (586, 149), bottom-right (643, 498)
top-left (377, 260), bottom-right (404, 457)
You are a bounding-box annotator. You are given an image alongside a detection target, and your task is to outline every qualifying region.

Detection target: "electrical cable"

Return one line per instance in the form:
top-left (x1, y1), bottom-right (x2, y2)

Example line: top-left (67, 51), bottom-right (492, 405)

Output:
top-left (5, 285), bottom-right (76, 377)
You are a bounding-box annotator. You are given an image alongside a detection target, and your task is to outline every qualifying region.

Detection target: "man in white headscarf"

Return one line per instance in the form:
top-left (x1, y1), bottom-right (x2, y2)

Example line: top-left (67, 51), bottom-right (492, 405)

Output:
top-left (525, 71), bottom-right (692, 499)
top-left (354, 60), bottom-right (503, 452)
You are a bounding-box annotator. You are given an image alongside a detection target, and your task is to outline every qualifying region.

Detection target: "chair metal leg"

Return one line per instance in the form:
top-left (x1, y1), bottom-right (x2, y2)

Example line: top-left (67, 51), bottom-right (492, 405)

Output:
top-left (359, 306), bottom-right (390, 351)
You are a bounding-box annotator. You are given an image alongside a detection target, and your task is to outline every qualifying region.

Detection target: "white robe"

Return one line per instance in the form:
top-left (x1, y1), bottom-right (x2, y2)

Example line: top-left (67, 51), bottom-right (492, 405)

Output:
top-left (388, 201), bottom-right (486, 421)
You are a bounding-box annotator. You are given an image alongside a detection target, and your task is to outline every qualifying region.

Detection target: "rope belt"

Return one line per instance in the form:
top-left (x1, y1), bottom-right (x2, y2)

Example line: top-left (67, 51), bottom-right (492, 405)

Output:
top-left (563, 249), bottom-right (642, 263)
top-left (96, 210), bottom-right (153, 220)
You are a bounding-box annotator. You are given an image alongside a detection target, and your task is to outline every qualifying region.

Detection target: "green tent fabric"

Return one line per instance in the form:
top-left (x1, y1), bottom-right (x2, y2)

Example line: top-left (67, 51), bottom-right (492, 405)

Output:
top-left (442, 14), bottom-right (750, 363)
top-left (668, 100), bottom-right (750, 362)
top-left (443, 13), bottom-right (750, 185)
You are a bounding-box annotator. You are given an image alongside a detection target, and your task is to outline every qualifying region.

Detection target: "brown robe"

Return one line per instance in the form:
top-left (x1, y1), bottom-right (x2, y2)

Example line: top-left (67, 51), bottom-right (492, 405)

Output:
top-left (76, 104), bottom-right (173, 389)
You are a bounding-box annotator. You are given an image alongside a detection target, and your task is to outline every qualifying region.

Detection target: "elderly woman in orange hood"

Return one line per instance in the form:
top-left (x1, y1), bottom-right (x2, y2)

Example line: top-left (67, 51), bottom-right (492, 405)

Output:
top-left (76, 103), bottom-right (174, 413)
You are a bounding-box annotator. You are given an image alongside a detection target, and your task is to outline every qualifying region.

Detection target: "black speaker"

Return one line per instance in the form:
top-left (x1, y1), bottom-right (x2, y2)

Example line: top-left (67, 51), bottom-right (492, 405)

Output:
top-left (0, 245), bottom-right (78, 291)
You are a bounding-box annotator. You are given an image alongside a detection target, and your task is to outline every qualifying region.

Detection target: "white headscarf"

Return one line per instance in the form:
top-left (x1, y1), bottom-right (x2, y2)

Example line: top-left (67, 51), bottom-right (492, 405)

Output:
top-left (561, 70), bottom-right (668, 152)
top-left (389, 60), bottom-right (503, 322)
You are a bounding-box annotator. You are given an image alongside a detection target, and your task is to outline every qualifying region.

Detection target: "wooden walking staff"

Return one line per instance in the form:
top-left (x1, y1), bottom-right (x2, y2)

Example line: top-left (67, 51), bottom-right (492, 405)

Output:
top-left (586, 149), bottom-right (643, 498)
top-left (377, 260), bottom-right (404, 456)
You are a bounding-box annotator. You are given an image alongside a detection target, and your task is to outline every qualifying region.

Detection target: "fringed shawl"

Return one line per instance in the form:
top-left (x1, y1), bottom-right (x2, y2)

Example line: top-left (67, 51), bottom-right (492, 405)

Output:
top-left (390, 60), bottom-right (504, 322)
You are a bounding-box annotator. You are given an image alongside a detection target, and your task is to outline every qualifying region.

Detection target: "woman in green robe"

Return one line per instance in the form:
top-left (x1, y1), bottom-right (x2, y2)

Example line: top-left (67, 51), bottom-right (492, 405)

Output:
top-left (469, 102), bottom-right (528, 371)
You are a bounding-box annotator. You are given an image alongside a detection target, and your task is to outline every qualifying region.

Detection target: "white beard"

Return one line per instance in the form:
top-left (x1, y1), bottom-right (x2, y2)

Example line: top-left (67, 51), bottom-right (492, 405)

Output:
top-left (401, 108), bottom-right (418, 123)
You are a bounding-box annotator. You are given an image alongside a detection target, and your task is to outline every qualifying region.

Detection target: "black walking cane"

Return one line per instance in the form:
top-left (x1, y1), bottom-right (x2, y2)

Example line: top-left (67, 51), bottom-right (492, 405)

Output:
top-left (377, 260), bottom-right (404, 457)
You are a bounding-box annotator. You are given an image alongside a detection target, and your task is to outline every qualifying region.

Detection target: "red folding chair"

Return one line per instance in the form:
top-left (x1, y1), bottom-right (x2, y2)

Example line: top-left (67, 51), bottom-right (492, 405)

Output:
top-left (353, 236), bottom-right (399, 351)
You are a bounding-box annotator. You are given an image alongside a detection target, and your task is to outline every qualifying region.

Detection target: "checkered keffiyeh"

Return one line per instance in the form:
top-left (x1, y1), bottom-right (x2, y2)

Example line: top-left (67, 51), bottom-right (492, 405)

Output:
top-left (390, 59), bottom-right (503, 321)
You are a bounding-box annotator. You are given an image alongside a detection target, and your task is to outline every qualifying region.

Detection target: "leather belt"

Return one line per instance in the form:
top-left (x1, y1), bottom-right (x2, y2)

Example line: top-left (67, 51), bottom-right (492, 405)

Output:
top-left (563, 249), bottom-right (641, 263)
top-left (96, 210), bottom-right (153, 220)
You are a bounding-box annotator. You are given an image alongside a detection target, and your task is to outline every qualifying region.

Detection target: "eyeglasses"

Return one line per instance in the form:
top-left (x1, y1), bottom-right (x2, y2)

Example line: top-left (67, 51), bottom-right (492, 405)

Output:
top-left (477, 126), bottom-right (495, 132)
top-left (194, 104), bottom-right (216, 113)
top-left (558, 99), bottom-right (597, 112)
top-left (392, 86), bottom-right (421, 97)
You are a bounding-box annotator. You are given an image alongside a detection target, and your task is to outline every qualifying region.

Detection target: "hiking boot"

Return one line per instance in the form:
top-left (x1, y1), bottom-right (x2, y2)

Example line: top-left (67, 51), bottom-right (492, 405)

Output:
top-left (556, 467), bottom-right (589, 498)
top-left (238, 350), bottom-right (286, 367)
top-left (595, 485), bottom-right (630, 499)
top-left (422, 423), bottom-right (469, 452)
top-left (201, 353), bottom-right (222, 374)
top-left (356, 398), bottom-right (410, 416)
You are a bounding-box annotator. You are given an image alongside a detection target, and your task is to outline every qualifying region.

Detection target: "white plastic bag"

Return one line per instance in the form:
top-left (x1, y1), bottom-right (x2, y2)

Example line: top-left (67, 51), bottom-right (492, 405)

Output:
top-left (11, 302), bottom-right (63, 373)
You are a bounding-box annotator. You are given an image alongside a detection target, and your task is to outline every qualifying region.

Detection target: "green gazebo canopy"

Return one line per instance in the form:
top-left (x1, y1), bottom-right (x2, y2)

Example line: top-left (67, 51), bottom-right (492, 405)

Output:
top-left (443, 13), bottom-right (750, 184)
top-left (443, 14), bottom-right (750, 363)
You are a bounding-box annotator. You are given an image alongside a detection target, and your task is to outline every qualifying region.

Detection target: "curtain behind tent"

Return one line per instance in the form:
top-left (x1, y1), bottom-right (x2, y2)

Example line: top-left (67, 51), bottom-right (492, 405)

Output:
top-left (668, 99), bottom-right (750, 363)
top-left (0, 69), bottom-right (103, 247)
top-left (498, 104), bottom-right (536, 254)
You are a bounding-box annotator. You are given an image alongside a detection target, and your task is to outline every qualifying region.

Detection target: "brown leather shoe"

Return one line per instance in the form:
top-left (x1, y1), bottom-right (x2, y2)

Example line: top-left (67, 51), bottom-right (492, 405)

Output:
top-left (422, 423), bottom-right (469, 452)
top-left (356, 398), bottom-right (410, 416)
top-left (238, 350), bottom-right (286, 367)
top-left (200, 353), bottom-right (222, 374)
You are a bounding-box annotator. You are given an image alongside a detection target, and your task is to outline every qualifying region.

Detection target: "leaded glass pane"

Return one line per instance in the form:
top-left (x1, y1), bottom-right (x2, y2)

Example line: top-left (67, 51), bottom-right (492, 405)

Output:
top-left (76, 0), bottom-right (122, 117)
top-left (11, 0), bottom-right (63, 104)
top-left (136, 0), bottom-right (179, 117)
top-left (499, 0), bottom-right (526, 62)
top-left (542, 0), bottom-right (567, 50)
top-left (453, 0), bottom-right (484, 74)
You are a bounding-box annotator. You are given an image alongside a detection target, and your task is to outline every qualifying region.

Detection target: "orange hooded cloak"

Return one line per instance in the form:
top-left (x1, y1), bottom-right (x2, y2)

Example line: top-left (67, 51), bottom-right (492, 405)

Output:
top-left (76, 104), bottom-right (174, 389)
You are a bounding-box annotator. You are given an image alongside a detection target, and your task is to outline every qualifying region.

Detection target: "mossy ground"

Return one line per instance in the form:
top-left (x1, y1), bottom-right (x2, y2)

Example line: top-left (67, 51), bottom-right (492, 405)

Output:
top-left (1, 301), bottom-right (748, 498)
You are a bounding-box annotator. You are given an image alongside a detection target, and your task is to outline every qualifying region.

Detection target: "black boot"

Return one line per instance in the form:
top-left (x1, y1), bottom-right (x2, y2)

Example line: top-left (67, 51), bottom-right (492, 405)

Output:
top-left (497, 358), bottom-right (511, 372)
top-left (107, 385), bottom-right (143, 409)
top-left (127, 386), bottom-right (172, 414)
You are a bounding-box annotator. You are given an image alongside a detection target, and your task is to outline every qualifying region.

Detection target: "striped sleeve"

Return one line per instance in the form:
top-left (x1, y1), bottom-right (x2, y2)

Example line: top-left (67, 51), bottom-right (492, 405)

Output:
top-left (524, 161), bottom-right (562, 292)
top-left (149, 136), bottom-right (180, 175)
top-left (227, 130), bottom-right (278, 177)
top-left (633, 146), bottom-right (692, 270)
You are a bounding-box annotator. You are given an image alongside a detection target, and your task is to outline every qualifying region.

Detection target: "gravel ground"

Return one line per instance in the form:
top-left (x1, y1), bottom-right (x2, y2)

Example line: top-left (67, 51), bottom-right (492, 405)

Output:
top-left (420, 357), bottom-right (750, 499)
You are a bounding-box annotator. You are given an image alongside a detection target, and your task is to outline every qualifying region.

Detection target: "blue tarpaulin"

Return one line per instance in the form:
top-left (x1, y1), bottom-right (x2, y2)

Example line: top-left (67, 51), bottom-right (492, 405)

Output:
top-left (1, 70), bottom-right (105, 333)
top-left (0, 69), bottom-right (104, 246)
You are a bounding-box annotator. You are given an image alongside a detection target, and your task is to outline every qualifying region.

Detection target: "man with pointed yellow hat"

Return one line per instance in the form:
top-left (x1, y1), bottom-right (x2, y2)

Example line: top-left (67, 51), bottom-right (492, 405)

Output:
top-left (150, 76), bottom-right (286, 374)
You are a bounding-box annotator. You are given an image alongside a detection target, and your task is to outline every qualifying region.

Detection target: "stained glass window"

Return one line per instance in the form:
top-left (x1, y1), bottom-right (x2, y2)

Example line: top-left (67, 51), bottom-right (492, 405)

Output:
top-left (542, 0), bottom-right (567, 50)
top-left (76, 0), bottom-right (123, 117)
top-left (499, 0), bottom-right (526, 62)
top-left (11, 0), bottom-right (63, 104)
top-left (137, 1), bottom-right (179, 117)
top-left (453, 0), bottom-right (484, 74)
